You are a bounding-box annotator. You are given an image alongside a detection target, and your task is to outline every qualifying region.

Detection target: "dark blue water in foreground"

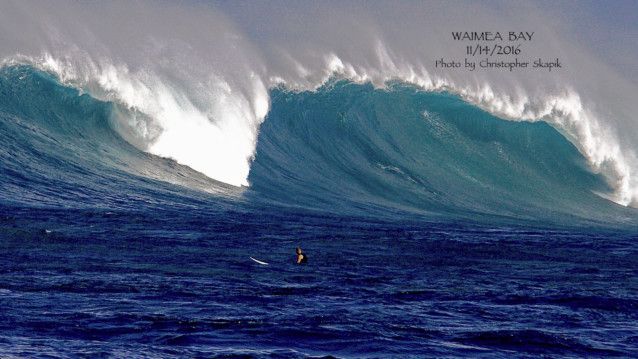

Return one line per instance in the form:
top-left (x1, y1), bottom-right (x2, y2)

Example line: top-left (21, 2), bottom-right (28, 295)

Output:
top-left (1, 66), bottom-right (637, 357)
top-left (1, 204), bottom-right (637, 358)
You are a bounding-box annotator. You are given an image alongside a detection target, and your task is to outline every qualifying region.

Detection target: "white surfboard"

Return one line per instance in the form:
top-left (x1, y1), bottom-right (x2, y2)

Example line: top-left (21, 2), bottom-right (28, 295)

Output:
top-left (250, 257), bottom-right (269, 265)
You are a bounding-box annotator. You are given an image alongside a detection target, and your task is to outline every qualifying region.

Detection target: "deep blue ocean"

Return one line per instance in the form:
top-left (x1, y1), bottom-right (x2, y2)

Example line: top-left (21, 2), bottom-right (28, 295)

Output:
top-left (1, 66), bottom-right (637, 358)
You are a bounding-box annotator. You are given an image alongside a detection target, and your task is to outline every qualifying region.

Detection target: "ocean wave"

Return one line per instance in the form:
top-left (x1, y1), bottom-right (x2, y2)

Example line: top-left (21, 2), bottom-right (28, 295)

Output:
top-left (249, 81), bottom-right (636, 224)
top-left (1, 65), bottom-right (637, 224)
top-left (0, 1), bottom-right (637, 208)
top-left (1, 1), bottom-right (637, 224)
top-left (268, 50), bottom-right (638, 207)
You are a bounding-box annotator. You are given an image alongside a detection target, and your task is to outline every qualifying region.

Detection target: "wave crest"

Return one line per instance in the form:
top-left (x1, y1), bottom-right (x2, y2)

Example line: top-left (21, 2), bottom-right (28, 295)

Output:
top-left (32, 53), bottom-right (269, 187)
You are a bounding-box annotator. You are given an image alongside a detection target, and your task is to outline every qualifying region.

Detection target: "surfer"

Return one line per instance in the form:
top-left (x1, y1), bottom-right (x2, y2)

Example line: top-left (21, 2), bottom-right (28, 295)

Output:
top-left (295, 247), bottom-right (308, 264)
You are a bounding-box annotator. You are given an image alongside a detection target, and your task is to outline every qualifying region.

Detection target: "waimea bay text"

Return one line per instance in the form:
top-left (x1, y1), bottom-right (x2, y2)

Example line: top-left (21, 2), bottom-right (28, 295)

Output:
top-left (452, 31), bottom-right (534, 41)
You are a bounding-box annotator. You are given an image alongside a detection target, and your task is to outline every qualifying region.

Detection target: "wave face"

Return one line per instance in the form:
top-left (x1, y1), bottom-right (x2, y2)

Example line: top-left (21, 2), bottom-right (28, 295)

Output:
top-left (249, 81), bottom-right (637, 225)
top-left (1, 66), bottom-right (636, 225)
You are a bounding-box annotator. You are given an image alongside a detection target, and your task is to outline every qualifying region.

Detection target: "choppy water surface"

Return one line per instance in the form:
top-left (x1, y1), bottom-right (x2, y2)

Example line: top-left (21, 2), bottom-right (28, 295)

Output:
top-left (1, 205), bottom-right (636, 358)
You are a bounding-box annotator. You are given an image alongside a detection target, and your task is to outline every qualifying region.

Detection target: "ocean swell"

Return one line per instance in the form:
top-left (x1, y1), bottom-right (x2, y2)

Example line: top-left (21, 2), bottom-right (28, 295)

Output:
top-left (0, 0), bottom-right (637, 217)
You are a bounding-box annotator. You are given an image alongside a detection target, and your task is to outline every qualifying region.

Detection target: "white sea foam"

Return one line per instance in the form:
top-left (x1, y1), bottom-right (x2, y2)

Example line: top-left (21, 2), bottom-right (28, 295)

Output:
top-left (34, 54), bottom-right (268, 187)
